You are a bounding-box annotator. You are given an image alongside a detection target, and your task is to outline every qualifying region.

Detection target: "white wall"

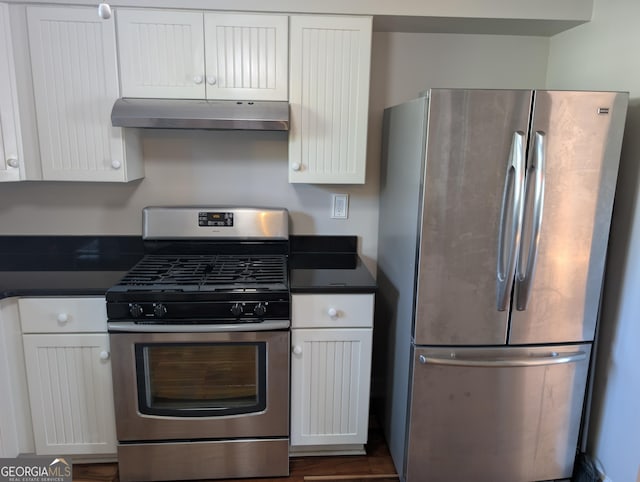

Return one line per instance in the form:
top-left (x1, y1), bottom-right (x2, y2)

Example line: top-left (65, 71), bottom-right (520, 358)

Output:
top-left (546, 1), bottom-right (640, 480)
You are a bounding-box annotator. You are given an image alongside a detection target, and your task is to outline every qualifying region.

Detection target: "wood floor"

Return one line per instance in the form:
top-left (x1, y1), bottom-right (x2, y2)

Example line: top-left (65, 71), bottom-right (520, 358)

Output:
top-left (72, 419), bottom-right (398, 482)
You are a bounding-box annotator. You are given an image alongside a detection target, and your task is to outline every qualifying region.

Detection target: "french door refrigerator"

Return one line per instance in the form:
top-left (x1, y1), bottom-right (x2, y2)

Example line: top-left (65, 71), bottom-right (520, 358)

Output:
top-left (376, 89), bottom-right (627, 482)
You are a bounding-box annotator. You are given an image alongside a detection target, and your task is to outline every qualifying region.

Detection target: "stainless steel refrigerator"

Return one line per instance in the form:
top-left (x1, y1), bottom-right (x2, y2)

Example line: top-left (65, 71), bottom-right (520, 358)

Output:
top-left (376, 89), bottom-right (628, 482)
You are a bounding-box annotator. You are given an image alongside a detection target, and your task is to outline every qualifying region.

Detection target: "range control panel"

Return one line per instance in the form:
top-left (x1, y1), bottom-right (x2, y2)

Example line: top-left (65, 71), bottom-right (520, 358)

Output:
top-left (198, 212), bottom-right (234, 227)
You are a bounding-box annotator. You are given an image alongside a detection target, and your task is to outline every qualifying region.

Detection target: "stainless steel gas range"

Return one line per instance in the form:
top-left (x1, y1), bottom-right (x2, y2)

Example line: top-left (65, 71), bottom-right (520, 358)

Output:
top-left (106, 206), bottom-right (290, 482)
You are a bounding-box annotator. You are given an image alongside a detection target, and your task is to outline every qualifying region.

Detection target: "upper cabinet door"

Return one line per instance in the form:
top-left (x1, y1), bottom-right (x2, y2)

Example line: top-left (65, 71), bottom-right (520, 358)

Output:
top-left (0, 3), bottom-right (24, 182)
top-left (117, 9), bottom-right (206, 99)
top-left (204, 13), bottom-right (288, 101)
top-left (289, 16), bottom-right (372, 184)
top-left (27, 6), bottom-right (142, 182)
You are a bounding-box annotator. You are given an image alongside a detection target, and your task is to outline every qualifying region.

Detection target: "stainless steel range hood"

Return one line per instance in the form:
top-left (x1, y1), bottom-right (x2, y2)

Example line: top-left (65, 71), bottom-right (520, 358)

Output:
top-left (111, 98), bottom-right (289, 131)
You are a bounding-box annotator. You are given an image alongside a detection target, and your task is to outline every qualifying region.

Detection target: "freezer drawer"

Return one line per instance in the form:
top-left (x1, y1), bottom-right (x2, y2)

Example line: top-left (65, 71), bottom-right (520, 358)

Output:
top-left (406, 344), bottom-right (591, 482)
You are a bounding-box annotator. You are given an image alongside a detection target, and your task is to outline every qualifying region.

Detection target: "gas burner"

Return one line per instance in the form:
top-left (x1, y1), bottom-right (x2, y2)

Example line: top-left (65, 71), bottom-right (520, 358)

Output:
top-left (115, 254), bottom-right (288, 291)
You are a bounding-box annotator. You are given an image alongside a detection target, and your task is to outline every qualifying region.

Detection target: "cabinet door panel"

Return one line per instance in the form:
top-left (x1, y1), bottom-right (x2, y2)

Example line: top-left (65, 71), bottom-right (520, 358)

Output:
top-left (290, 328), bottom-right (372, 446)
top-left (0, 3), bottom-right (24, 182)
top-left (204, 13), bottom-right (288, 100)
top-left (23, 333), bottom-right (116, 455)
top-left (117, 9), bottom-right (205, 99)
top-left (27, 6), bottom-right (132, 181)
top-left (289, 16), bottom-right (371, 184)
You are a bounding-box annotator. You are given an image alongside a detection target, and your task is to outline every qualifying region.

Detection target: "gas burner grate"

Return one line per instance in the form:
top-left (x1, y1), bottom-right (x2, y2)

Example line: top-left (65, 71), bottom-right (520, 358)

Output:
top-left (116, 254), bottom-right (288, 291)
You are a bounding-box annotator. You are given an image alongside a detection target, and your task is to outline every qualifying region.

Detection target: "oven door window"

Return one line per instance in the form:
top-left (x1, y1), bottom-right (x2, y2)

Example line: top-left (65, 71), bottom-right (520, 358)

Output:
top-left (135, 342), bottom-right (267, 417)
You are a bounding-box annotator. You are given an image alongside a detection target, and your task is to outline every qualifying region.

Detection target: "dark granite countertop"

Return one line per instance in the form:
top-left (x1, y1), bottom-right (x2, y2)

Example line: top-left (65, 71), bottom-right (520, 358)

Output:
top-left (0, 270), bottom-right (131, 299)
top-left (289, 235), bottom-right (377, 294)
top-left (0, 235), bottom-right (377, 299)
top-left (0, 236), bottom-right (144, 300)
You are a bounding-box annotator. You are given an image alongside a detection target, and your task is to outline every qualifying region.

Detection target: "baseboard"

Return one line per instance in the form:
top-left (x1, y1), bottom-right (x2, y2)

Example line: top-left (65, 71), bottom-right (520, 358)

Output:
top-left (290, 444), bottom-right (366, 457)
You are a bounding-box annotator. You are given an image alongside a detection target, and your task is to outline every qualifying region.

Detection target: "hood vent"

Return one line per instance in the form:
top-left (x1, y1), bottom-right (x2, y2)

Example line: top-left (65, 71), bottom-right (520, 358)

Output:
top-left (111, 98), bottom-right (289, 131)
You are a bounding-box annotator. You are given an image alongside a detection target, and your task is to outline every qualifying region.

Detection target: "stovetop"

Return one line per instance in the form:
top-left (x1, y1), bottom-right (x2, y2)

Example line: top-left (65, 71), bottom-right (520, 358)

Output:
top-left (106, 253), bottom-right (290, 322)
top-left (111, 253), bottom-right (288, 292)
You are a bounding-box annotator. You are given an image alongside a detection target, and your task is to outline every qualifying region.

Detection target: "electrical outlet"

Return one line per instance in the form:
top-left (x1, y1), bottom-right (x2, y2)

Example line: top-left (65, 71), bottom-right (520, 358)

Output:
top-left (331, 194), bottom-right (349, 219)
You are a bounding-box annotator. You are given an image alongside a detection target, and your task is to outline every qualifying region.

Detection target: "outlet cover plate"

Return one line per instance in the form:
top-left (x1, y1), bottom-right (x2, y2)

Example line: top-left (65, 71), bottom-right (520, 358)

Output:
top-left (331, 194), bottom-right (349, 219)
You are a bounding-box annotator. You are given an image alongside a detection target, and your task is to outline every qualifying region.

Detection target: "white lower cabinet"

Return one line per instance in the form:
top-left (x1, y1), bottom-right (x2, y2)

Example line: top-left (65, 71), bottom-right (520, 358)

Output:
top-left (0, 298), bottom-right (34, 457)
top-left (290, 293), bottom-right (374, 453)
top-left (19, 298), bottom-right (117, 456)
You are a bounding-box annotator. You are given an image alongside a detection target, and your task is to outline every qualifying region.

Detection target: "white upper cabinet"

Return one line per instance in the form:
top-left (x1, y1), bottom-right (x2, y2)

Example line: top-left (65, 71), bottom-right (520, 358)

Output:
top-left (289, 15), bottom-right (372, 184)
top-left (117, 9), bottom-right (206, 99)
top-left (117, 9), bottom-right (288, 101)
top-left (204, 13), bottom-right (288, 100)
top-left (0, 3), bottom-right (24, 182)
top-left (27, 6), bottom-right (143, 182)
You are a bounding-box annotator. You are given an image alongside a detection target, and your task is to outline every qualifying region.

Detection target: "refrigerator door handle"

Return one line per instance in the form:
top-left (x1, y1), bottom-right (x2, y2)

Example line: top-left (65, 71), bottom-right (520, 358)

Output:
top-left (418, 350), bottom-right (587, 367)
top-left (496, 131), bottom-right (526, 311)
top-left (516, 130), bottom-right (546, 311)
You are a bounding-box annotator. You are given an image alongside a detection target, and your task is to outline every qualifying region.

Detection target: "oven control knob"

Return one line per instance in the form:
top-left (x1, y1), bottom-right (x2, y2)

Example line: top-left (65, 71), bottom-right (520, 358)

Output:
top-left (153, 303), bottom-right (167, 318)
top-left (129, 303), bottom-right (144, 318)
top-left (231, 303), bottom-right (244, 317)
top-left (253, 303), bottom-right (267, 317)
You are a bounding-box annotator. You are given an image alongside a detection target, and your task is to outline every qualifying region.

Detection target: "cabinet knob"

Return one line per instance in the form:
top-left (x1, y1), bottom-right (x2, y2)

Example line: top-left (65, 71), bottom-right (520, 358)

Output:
top-left (97, 3), bottom-right (112, 19)
top-left (327, 307), bottom-right (338, 319)
top-left (100, 351), bottom-right (110, 361)
top-left (292, 346), bottom-right (302, 355)
top-left (6, 158), bottom-right (19, 168)
top-left (206, 76), bottom-right (217, 85)
top-left (193, 75), bottom-right (204, 85)
top-left (111, 160), bottom-right (121, 169)
top-left (419, 355), bottom-right (427, 364)
top-left (292, 162), bottom-right (301, 172)
top-left (57, 313), bottom-right (69, 323)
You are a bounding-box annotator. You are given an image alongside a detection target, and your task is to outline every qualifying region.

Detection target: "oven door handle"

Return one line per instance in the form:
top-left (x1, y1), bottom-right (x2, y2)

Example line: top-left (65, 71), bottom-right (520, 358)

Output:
top-left (107, 320), bottom-right (290, 332)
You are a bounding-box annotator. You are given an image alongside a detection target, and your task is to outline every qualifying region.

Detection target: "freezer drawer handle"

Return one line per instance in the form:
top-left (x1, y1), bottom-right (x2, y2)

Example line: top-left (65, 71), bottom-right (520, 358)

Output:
top-left (515, 130), bottom-right (546, 310)
top-left (496, 131), bottom-right (526, 311)
top-left (418, 350), bottom-right (586, 367)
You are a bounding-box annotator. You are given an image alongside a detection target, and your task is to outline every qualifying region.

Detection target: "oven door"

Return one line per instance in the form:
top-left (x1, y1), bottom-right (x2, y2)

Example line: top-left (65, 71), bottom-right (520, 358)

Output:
top-left (109, 323), bottom-right (289, 442)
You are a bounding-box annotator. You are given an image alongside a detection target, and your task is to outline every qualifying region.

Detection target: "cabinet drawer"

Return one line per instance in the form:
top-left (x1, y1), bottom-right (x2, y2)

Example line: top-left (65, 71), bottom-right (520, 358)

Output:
top-left (19, 298), bottom-right (107, 333)
top-left (292, 294), bottom-right (374, 328)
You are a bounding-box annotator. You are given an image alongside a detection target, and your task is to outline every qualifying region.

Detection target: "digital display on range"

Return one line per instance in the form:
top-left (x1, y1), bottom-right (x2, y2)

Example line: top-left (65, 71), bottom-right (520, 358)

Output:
top-left (198, 212), bottom-right (234, 227)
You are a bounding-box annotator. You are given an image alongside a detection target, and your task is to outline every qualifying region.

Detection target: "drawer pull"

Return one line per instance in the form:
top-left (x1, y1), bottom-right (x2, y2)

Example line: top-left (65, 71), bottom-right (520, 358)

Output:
top-left (57, 313), bottom-right (69, 323)
top-left (327, 307), bottom-right (338, 319)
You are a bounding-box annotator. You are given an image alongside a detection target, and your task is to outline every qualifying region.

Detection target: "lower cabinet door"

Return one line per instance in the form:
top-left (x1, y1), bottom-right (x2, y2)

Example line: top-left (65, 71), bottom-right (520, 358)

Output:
top-left (290, 328), bottom-right (372, 446)
top-left (22, 333), bottom-right (117, 455)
